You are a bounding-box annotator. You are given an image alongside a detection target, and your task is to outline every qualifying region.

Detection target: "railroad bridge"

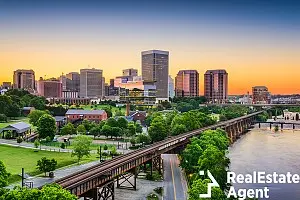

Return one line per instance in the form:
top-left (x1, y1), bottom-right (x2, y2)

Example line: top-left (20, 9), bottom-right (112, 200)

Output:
top-left (55, 111), bottom-right (263, 200)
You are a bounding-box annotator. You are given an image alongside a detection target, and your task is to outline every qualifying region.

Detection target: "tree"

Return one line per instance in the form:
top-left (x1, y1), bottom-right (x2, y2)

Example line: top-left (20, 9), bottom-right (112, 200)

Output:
top-left (127, 123), bottom-right (136, 137)
top-left (101, 125), bottom-right (112, 138)
top-left (115, 110), bottom-right (124, 116)
top-left (37, 114), bottom-right (56, 139)
top-left (0, 184), bottom-right (77, 199)
top-left (0, 95), bottom-right (12, 115)
top-left (171, 124), bottom-right (187, 136)
top-left (0, 161), bottom-right (10, 188)
top-left (111, 127), bottom-right (122, 138)
top-left (89, 126), bottom-right (101, 138)
top-left (6, 103), bottom-right (20, 119)
top-left (0, 114), bottom-right (7, 122)
top-left (71, 135), bottom-right (92, 164)
top-left (28, 110), bottom-right (49, 126)
top-left (76, 124), bottom-right (86, 134)
top-left (136, 134), bottom-right (151, 145)
top-left (82, 119), bottom-right (92, 131)
top-left (34, 139), bottom-right (40, 149)
top-left (148, 116), bottom-right (168, 142)
top-left (130, 138), bottom-right (136, 146)
top-left (180, 138), bottom-right (203, 174)
top-left (198, 145), bottom-right (230, 190)
top-left (135, 123), bottom-right (143, 133)
top-left (188, 179), bottom-right (227, 200)
top-left (36, 157), bottom-right (57, 176)
top-left (60, 122), bottom-right (76, 135)
top-left (29, 96), bottom-right (45, 110)
top-left (106, 118), bottom-right (118, 127)
top-left (117, 117), bottom-right (128, 129)
top-left (103, 108), bottom-right (112, 118)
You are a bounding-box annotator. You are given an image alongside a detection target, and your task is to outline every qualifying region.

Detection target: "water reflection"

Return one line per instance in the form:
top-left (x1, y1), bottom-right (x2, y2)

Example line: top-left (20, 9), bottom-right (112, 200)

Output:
top-left (228, 126), bottom-right (300, 200)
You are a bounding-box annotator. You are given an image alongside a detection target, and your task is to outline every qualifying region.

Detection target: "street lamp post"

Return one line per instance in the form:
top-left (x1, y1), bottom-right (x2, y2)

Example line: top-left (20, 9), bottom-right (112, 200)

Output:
top-left (99, 146), bottom-right (102, 162)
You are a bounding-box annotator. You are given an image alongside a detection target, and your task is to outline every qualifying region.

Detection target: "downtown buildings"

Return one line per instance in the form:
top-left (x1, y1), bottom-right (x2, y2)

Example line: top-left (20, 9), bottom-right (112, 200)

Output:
top-left (204, 69), bottom-right (228, 103)
top-left (13, 69), bottom-right (35, 91)
top-left (37, 77), bottom-right (62, 98)
top-left (175, 70), bottom-right (199, 97)
top-left (252, 86), bottom-right (271, 104)
top-left (142, 50), bottom-right (169, 102)
top-left (79, 68), bottom-right (105, 98)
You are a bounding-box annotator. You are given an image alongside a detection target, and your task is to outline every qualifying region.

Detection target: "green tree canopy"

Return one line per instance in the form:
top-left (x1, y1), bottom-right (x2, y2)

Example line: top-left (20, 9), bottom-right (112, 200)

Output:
top-left (71, 135), bottom-right (92, 164)
top-left (117, 117), bottom-right (128, 129)
top-left (36, 157), bottom-right (57, 176)
top-left (106, 118), bottom-right (118, 127)
top-left (28, 110), bottom-right (49, 126)
top-left (76, 124), bottom-right (86, 134)
top-left (60, 122), bottom-right (76, 135)
top-left (148, 116), bottom-right (168, 142)
top-left (0, 161), bottom-right (10, 188)
top-left (0, 184), bottom-right (77, 200)
top-left (171, 124), bottom-right (187, 136)
top-left (37, 114), bottom-right (56, 139)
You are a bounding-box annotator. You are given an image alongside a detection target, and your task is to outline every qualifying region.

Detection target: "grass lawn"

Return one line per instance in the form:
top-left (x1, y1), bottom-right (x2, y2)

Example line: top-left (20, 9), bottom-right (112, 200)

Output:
top-left (0, 144), bottom-right (98, 184)
top-left (0, 117), bottom-right (30, 129)
top-left (41, 141), bottom-right (115, 150)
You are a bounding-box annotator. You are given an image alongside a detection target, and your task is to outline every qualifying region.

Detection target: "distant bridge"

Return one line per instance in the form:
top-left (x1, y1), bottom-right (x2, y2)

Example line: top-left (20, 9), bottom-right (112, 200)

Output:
top-left (55, 111), bottom-right (263, 200)
top-left (256, 121), bottom-right (300, 129)
top-left (203, 103), bottom-right (300, 107)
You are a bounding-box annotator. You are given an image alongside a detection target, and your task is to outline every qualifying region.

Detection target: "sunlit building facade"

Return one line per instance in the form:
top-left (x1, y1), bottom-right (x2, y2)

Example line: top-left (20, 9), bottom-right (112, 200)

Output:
top-left (175, 70), bottom-right (199, 97)
top-left (204, 69), bottom-right (228, 103)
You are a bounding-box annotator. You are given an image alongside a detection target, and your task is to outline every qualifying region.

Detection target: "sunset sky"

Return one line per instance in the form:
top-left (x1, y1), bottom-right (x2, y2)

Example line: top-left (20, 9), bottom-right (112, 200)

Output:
top-left (0, 0), bottom-right (299, 95)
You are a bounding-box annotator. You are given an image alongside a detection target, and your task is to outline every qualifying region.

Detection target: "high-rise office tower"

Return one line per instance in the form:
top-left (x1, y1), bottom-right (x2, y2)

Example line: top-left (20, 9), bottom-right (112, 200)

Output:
top-left (13, 69), bottom-right (35, 91)
top-left (252, 86), bottom-right (271, 104)
top-left (168, 75), bottom-right (175, 98)
top-left (61, 72), bottom-right (80, 92)
top-left (79, 68), bottom-right (104, 98)
top-left (204, 69), bottom-right (228, 103)
top-left (37, 77), bottom-right (62, 98)
top-left (122, 68), bottom-right (138, 77)
top-left (142, 50), bottom-right (169, 100)
top-left (175, 70), bottom-right (199, 97)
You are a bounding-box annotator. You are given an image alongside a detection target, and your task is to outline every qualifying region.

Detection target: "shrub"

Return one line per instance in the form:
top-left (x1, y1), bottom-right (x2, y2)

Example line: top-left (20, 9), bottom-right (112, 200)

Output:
top-left (16, 136), bottom-right (23, 144)
top-left (4, 131), bottom-right (12, 139)
top-left (34, 139), bottom-right (40, 148)
top-left (0, 114), bottom-right (7, 122)
top-left (45, 136), bottom-right (52, 143)
top-left (60, 143), bottom-right (66, 149)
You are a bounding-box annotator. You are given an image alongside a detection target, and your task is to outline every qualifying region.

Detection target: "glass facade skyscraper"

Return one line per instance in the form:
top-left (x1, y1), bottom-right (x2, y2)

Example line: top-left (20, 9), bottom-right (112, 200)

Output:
top-left (142, 50), bottom-right (169, 100)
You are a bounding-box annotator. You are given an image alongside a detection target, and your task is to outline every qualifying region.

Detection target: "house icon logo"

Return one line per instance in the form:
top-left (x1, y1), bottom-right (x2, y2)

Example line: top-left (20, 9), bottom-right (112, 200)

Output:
top-left (199, 170), bottom-right (220, 198)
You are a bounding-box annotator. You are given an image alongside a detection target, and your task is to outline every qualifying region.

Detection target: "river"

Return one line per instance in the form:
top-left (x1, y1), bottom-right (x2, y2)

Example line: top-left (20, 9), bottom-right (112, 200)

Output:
top-left (228, 125), bottom-right (300, 200)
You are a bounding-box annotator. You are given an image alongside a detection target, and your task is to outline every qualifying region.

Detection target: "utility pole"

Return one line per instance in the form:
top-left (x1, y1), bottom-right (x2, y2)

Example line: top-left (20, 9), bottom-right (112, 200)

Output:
top-left (21, 168), bottom-right (24, 187)
top-left (99, 146), bottom-right (102, 162)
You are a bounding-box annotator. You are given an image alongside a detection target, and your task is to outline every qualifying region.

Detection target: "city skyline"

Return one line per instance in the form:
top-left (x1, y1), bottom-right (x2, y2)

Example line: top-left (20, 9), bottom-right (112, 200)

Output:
top-left (1, 0), bottom-right (300, 95)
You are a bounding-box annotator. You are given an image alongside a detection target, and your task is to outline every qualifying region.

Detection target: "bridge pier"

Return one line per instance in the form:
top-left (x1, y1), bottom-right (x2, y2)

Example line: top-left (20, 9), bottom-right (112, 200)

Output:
top-left (81, 181), bottom-right (115, 200)
top-left (152, 155), bottom-right (163, 175)
top-left (116, 167), bottom-right (137, 190)
top-left (98, 181), bottom-right (115, 200)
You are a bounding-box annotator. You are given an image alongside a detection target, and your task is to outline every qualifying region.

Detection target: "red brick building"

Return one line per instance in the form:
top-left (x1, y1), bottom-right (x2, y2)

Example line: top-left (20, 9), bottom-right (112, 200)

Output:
top-left (66, 109), bottom-right (107, 123)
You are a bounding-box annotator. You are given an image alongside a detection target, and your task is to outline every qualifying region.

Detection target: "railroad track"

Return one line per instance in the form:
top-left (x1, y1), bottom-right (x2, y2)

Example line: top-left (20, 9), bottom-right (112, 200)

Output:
top-left (56, 111), bottom-right (262, 189)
